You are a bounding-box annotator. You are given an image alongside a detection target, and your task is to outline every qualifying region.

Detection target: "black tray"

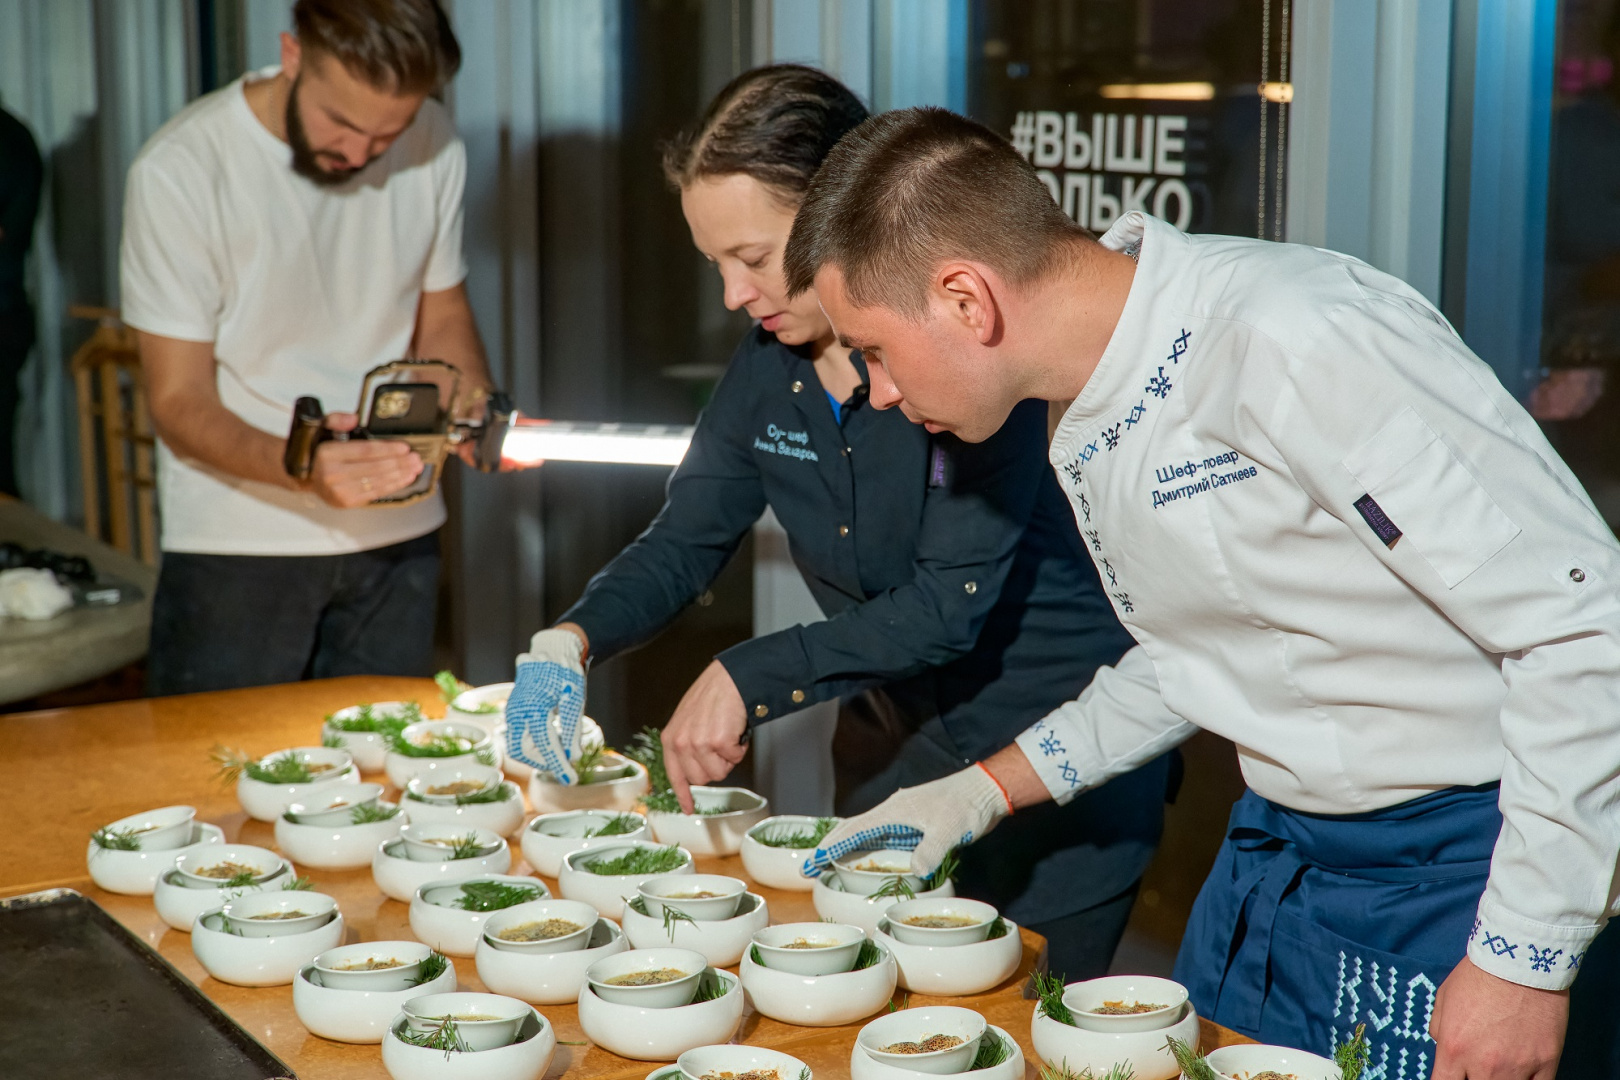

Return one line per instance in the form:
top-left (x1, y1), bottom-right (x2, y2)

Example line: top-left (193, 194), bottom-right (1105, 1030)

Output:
top-left (0, 888), bottom-right (296, 1079)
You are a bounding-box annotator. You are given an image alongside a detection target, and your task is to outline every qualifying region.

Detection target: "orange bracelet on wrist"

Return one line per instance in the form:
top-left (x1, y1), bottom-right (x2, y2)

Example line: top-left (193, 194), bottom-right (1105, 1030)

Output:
top-left (976, 761), bottom-right (1014, 815)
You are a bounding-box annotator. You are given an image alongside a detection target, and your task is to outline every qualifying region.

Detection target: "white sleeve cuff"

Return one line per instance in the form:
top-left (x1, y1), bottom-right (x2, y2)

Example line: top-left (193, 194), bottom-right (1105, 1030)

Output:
top-left (1466, 897), bottom-right (1604, 991)
top-left (1015, 718), bottom-right (1094, 805)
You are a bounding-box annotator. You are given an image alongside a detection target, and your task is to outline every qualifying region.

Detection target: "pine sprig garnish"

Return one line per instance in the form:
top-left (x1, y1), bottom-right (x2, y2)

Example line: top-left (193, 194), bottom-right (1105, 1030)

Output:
top-left (1164, 1036), bottom-right (1216, 1080)
top-left (326, 701), bottom-right (420, 733)
top-left (453, 880), bottom-right (543, 912)
top-left (970, 1029), bottom-right (1012, 1070)
top-left (627, 727), bottom-right (681, 812)
top-left (386, 727), bottom-right (480, 759)
top-left (284, 875), bottom-right (315, 891)
top-left (870, 874), bottom-right (917, 903)
top-left (221, 870), bottom-right (262, 889)
top-left (408, 951), bottom-right (450, 986)
top-left (351, 802), bottom-right (401, 824)
top-left (1335, 1023), bottom-right (1370, 1080)
top-left (398, 1014), bottom-right (466, 1057)
top-left (584, 813), bottom-right (640, 838)
top-left (1034, 970), bottom-right (1076, 1025)
top-left (447, 833), bottom-right (490, 860)
top-left (661, 903), bottom-right (697, 940)
top-left (985, 915), bottom-right (1009, 940)
top-left (435, 670), bottom-right (473, 703)
top-left (755, 817), bottom-right (837, 849)
top-left (688, 969), bottom-right (729, 1003)
top-left (851, 937), bottom-right (884, 971)
top-left (582, 844), bottom-right (687, 876)
top-left (212, 746), bottom-right (320, 785)
top-left (91, 827), bottom-right (142, 851)
top-left (925, 848), bottom-right (961, 890)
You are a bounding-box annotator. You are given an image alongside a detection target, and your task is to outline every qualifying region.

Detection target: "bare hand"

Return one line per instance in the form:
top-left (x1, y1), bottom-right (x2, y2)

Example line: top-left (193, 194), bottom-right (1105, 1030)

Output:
top-left (1528, 368), bottom-right (1605, 421)
top-left (661, 660), bottom-right (750, 814)
top-left (1430, 956), bottom-right (1567, 1080)
top-left (304, 412), bottom-right (424, 508)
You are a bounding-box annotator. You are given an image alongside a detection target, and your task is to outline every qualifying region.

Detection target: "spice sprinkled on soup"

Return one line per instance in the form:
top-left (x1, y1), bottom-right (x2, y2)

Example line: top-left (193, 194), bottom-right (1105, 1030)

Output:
top-left (604, 967), bottom-right (687, 986)
top-left (495, 919), bottom-right (583, 942)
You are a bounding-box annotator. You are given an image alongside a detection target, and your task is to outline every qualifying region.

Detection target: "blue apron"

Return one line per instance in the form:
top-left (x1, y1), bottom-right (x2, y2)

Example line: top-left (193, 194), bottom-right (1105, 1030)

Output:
top-left (1172, 784), bottom-right (1501, 1074)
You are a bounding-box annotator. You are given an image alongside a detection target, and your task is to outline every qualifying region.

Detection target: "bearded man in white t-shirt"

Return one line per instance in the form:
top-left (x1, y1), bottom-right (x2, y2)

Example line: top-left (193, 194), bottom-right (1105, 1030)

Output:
top-left (120, 0), bottom-right (491, 694)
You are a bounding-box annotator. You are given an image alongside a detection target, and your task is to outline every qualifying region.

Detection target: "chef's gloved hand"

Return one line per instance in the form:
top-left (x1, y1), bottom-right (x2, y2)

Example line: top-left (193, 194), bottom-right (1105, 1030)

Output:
top-left (801, 763), bottom-right (1013, 879)
top-left (506, 627), bottom-right (587, 783)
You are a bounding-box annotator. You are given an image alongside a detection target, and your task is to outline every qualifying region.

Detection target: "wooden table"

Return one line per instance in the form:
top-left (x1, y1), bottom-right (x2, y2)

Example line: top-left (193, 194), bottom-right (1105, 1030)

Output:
top-left (0, 494), bottom-right (156, 704)
top-left (0, 677), bottom-right (1249, 1077)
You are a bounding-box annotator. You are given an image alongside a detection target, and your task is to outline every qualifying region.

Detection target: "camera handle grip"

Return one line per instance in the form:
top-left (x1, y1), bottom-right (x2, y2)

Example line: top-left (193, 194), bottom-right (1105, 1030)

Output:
top-left (284, 396), bottom-right (329, 481)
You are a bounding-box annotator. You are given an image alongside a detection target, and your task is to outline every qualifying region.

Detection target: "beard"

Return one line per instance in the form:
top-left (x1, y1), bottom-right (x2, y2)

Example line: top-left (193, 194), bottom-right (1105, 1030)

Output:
top-left (285, 76), bottom-right (365, 187)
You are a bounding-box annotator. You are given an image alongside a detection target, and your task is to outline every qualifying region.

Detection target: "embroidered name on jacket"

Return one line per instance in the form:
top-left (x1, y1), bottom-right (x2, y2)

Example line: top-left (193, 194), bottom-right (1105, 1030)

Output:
top-left (1150, 450), bottom-right (1258, 509)
top-left (754, 423), bottom-right (819, 462)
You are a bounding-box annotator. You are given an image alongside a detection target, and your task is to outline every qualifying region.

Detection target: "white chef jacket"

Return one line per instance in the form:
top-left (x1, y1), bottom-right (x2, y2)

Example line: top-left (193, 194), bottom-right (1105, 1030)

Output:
top-left (1013, 211), bottom-right (1620, 991)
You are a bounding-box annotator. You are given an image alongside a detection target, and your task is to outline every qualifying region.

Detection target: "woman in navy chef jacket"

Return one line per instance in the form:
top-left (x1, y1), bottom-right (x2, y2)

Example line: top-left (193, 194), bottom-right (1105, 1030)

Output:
top-left (505, 65), bottom-right (1171, 978)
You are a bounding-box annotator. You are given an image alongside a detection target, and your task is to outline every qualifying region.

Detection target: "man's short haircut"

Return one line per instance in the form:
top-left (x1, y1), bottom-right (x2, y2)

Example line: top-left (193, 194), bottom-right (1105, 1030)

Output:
top-left (783, 107), bottom-right (1091, 318)
top-left (293, 0), bottom-right (461, 96)
top-left (662, 64), bottom-right (868, 206)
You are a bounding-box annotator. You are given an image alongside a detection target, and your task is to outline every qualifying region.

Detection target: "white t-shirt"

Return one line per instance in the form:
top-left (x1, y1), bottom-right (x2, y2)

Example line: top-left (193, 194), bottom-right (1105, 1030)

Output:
top-left (120, 69), bottom-right (466, 555)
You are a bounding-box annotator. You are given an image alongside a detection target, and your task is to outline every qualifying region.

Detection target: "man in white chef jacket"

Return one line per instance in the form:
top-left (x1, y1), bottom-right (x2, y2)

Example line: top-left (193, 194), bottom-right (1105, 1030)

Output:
top-left (784, 108), bottom-right (1620, 1078)
top-left (121, 0), bottom-right (491, 694)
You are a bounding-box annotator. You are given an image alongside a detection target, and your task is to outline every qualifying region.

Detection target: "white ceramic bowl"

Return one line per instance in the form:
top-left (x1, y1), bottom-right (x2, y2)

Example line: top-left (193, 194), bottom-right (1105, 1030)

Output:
top-left (850, 1024), bottom-right (1023, 1080)
top-left (446, 682), bottom-right (512, 734)
top-left (152, 860), bottom-right (296, 932)
top-left (645, 786), bottom-right (770, 856)
top-left (1206, 1044), bottom-right (1340, 1080)
top-left (811, 871), bottom-right (955, 937)
top-left (1030, 1001), bottom-right (1201, 1080)
top-left (637, 873), bottom-right (747, 922)
top-left (585, 947), bottom-right (707, 1009)
top-left (385, 721), bottom-right (500, 789)
top-left (315, 940), bottom-right (438, 992)
top-left (558, 842), bottom-right (694, 919)
top-left (324, 701), bottom-right (424, 772)
top-left (293, 958), bottom-right (457, 1044)
top-left (284, 782), bottom-right (386, 825)
top-left (832, 849), bottom-right (923, 896)
top-left (751, 922), bottom-right (866, 976)
top-left (410, 875), bottom-right (552, 957)
top-left (739, 816), bottom-right (838, 892)
top-left (739, 938), bottom-right (897, 1027)
top-left (399, 823), bottom-right (508, 863)
top-left (403, 991), bottom-right (532, 1052)
top-left (274, 802), bottom-right (405, 870)
top-left (521, 810), bottom-right (650, 877)
top-left (677, 1044), bottom-right (810, 1080)
top-left (221, 889), bottom-right (338, 938)
top-left (883, 897), bottom-right (999, 948)
top-left (91, 804), bottom-right (198, 851)
top-left (87, 821), bottom-right (224, 895)
top-left (578, 968), bottom-right (743, 1061)
top-left (191, 905), bottom-right (345, 987)
top-left (1063, 974), bottom-right (1191, 1033)
top-left (856, 1005), bottom-right (986, 1074)
top-left (622, 891), bottom-right (769, 967)
top-left (236, 747), bottom-right (358, 822)
top-left (402, 781), bottom-right (526, 837)
top-left (482, 898), bottom-right (600, 955)
top-left (173, 844), bottom-right (289, 890)
top-left (500, 711), bottom-right (611, 785)
top-left (406, 763), bottom-right (505, 803)
top-left (373, 836), bottom-right (513, 903)
top-left (382, 1006), bottom-right (555, 1080)
top-left (528, 755), bottom-right (649, 815)
top-left (475, 915), bottom-right (628, 1004)
top-left (874, 916), bottom-right (1023, 996)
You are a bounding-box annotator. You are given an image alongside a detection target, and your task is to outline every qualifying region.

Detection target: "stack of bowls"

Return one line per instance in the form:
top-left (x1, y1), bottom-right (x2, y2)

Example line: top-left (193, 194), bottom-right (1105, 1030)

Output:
top-left (381, 992), bottom-right (556, 1080)
top-left (322, 701), bottom-right (422, 773)
top-left (1204, 1045), bottom-right (1341, 1080)
top-left (474, 898), bottom-right (628, 1005)
top-left (527, 751), bottom-right (649, 815)
top-left (86, 805), bottom-right (226, 895)
top-left (409, 875), bottom-right (551, 957)
top-left (557, 842), bottom-right (694, 919)
top-left (373, 825), bottom-right (512, 902)
top-left (576, 947), bottom-right (744, 1060)
top-left (739, 815), bottom-right (839, 892)
top-left (675, 1045), bottom-right (811, 1080)
top-left (645, 786), bottom-right (770, 856)
top-left (274, 782), bottom-right (405, 870)
top-left (153, 843), bottom-right (298, 931)
top-left (852, 1007), bottom-right (1012, 1079)
top-left (621, 873), bottom-right (768, 966)
top-left (739, 922), bottom-right (898, 1026)
top-left (384, 720), bottom-right (500, 789)
top-left (812, 850), bottom-right (956, 936)
top-left (873, 897), bottom-right (1022, 996)
top-left (293, 941), bottom-right (457, 1044)
top-left (401, 764), bottom-right (525, 837)
top-left (1030, 975), bottom-right (1201, 1080)
top-left (520, 810), bottom-right (649, 877)
top-left (236, 747), bottom-right (359, 822)
top-left (191, 890), bottom-right (345, 986)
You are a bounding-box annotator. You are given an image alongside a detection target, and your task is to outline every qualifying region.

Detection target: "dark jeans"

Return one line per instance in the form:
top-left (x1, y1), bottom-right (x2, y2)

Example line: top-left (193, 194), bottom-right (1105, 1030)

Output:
top-left (146, 531), bottom-right (440, 696)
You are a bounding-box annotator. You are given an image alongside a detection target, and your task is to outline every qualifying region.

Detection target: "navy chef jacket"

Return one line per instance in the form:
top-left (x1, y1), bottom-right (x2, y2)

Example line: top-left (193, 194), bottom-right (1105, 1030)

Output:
top-left (560, 327), bottom-right (1169, 925)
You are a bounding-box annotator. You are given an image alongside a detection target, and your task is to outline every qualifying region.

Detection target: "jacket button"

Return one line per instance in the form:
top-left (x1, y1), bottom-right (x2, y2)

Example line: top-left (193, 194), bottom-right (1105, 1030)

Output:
top-left (1571, 568), bottom-right (1587, 582)
top-left (964, 581), bottom-right (978, 594)
top-left (838, 525), bottom-right (850, 537)
top-left (791, 689), bottom-right (805, 703)
top-left (842, 446), bottom-right (851, 457)
top-left (790, 380), bottom-right (803, 393)
top-left (754, 704), bottom-right (769, 718)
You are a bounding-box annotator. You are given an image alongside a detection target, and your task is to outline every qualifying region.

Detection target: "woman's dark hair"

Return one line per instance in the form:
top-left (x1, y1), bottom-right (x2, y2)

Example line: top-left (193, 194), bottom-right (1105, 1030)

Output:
top-left (662, 64), bottom-right (868, 205)
top-left (293, 0), bottom-right (461, 95)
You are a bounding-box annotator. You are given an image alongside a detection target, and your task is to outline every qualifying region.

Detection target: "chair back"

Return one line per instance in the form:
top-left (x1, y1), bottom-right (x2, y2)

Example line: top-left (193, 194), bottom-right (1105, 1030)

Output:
top-left (67, 306), bottom-right (157, 566)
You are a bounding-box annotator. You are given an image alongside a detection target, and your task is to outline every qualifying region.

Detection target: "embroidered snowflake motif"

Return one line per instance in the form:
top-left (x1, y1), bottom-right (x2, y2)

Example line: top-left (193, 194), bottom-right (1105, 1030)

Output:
top-left (1062, 460), bottom-right (1084, 487)
top-left (1058, 761), bottom-right (1082, 786)
top-left (1527, 944), bottom-right (1563, 973)
top-left (1078, 441), bottom-right (1100, 463)
top-left (1147, 366), bottom-right (1173, 399)
top-left (1038, 733), bottom-right (1065, 757)
top-left (1100, 558), bottom-right (1117, 586)
top-left (1078, 493), bottom-right (1092, 523)
top-left (1112, 591), bottom-right (1134, 613)
top-left (1569, 952), bottom-right (1586, 971)
top-left (1084, 529), bottom-right (1103, 553)
top-left (1480, 933), bottom-right (1518, 959)
top-left (1102, 424), bottom-right (1122, 451)
top-left (1168, 328), bottom-right (1191, 364)
top-left (1470, 917), bottom-right (1482, 941)
top-left (1124, 401), bottom-right (1147, 429)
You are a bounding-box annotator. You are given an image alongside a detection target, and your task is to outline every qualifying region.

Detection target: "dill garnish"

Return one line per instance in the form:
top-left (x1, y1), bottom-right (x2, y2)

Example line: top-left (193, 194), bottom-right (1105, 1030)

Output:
top-left (454, 880), bottom-right (543, 912)
top-left (582, 845), bottom-right (687, 876)
top-left (91, 827), bottom-right (141, 851)
top-left (754, 817), bottom-right (837, 850)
